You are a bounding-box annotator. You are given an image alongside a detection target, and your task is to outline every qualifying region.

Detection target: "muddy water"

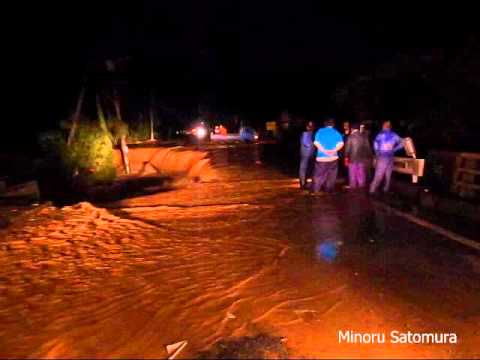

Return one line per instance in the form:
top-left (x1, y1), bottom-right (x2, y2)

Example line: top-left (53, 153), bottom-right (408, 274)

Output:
top-left (0, 144), bottom-right (479, 358)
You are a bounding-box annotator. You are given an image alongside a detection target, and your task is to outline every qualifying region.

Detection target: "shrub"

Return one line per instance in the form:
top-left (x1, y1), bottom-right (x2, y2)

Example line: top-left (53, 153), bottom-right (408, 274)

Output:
top-left (38, 121), bottom-right (116, 185)
top-left (38, 130), bottom-right (73, 177)
top-left (107, 117), bottom-right (129, 144)
top-left (128, 120), bottom-right (151, 142)
top-left (71, 123), bottom-right (116, 184)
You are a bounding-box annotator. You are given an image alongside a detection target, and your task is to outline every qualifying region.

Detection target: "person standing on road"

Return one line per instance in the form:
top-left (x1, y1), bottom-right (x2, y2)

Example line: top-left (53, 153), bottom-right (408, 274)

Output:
top-left (369, 120), bottom-right (404, 194)
top-left (339, 120), bottom-right (351, 184)
top-left (311, 118), bottom-right (344, 194)
top-left (299, 121), bottom-right (316, 189)
top-left (344, 122), bottom-right (373, 189)
top-left (360, 121), bottom-right (374, 181)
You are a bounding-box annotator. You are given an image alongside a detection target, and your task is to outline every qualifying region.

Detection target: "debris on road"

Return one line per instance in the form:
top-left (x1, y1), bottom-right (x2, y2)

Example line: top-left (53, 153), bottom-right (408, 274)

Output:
top-left (226, 312), bottom-right (236, 320)
top-left (2, 181), bottom-right (40, 200)
top-left (166, 340), bottom-right (188, 359)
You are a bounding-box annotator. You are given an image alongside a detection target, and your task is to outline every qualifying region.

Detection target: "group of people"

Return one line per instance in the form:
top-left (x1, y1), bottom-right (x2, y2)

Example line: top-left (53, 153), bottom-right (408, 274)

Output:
top-left (299, 118), bottom-right (404, 194)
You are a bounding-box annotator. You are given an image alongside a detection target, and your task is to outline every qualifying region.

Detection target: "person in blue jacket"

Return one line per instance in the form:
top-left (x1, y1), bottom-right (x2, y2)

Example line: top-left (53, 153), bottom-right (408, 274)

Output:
top-left (299, 121), bottom-right (315, 188)
top-left (369, 120), bottom-right (404, 194)
top-left (312, 118), bottom-right (344, 193)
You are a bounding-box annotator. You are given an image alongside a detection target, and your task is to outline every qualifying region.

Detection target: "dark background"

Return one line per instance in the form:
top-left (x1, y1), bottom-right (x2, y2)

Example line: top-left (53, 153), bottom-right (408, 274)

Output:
top-left (4, 2), bottom-right (478, 149)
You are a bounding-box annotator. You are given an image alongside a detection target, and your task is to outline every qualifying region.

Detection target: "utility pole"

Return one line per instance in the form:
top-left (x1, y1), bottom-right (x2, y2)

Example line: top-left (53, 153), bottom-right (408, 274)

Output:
top-left (108, 58), bottom-right (130, 175)
top-left (149, 90), bottom-right (155, 141)
top-left (67, 73), bottom-right (87, 146)
top-left (113, 88), bottom-right (130, 175)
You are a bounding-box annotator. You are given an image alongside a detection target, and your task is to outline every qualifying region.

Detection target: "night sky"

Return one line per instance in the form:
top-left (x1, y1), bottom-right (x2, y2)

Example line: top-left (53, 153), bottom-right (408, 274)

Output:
top-left (6, 2), bottom-right (476, 146)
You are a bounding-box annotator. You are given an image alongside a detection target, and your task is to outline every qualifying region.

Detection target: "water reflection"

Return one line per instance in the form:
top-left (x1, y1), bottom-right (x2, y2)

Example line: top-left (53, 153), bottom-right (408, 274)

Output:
top-left (315, 240), bottom-right (339, 263)
top-left (337, 194), bottom-right (387, 246)
top-left (311, 201), bottom-right (344, 264)
top-left (364, 208), bottom-right (387, 244)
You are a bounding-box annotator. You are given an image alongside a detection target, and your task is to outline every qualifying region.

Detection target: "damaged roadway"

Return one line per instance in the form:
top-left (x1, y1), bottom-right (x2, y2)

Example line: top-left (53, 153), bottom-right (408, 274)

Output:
top-left (0, 144), bottom-right (479, 358)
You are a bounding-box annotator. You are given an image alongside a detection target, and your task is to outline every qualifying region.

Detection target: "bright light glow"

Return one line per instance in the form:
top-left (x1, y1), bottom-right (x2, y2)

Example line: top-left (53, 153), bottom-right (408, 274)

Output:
top-left (196, 126), bottom-right (207, 139)
top-left (254, 134), bottom-right (259, 140)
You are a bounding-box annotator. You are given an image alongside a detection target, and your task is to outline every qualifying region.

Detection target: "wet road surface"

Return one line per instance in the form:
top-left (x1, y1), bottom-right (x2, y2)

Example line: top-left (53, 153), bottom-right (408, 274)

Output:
top-left (0, 144), bottom-right (479, 358)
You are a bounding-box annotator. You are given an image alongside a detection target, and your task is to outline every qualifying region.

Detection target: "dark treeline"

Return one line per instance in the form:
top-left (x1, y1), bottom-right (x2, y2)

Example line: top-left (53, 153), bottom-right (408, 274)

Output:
top-left (332, 37), bottom-right (480, 152)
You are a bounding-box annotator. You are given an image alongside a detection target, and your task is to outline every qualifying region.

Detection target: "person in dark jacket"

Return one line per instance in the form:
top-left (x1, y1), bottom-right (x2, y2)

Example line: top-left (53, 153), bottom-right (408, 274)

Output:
top-left (339, 121), bottom-right (351, 181)
top-left (299, 121), bottom-right (315, 188)
top-left (360, 121), bottom-right (374, 181)
top-left (344, 122), bottom-right (373, 189)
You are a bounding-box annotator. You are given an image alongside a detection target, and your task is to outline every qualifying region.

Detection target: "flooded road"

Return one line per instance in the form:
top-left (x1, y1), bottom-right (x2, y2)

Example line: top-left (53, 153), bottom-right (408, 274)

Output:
top-left (0, 144), bottom-right (479, 358)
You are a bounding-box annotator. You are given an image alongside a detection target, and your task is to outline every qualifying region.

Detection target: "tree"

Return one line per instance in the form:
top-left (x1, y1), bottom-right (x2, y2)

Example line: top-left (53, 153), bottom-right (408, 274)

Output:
top-left (67, 74), bottom-right (87, 146)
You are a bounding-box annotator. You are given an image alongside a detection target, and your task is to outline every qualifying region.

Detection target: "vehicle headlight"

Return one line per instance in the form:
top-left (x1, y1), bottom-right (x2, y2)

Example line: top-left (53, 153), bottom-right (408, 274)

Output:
top-left (196, 126), bottom-right (207, 139)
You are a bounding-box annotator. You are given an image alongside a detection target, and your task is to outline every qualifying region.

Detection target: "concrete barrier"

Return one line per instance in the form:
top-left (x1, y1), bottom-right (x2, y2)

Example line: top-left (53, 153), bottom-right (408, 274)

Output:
top-left (424, 150), bottom-right (480, 200)
top-left (452, 152), bottom-right (480, 199)
top-left (113, 147), bottom-right (217, 181)
top-left (425, 150), bottom-right (458, 193)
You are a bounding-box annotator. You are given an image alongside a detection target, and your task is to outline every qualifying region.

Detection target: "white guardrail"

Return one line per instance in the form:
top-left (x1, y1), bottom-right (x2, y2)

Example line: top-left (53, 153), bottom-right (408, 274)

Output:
top-left (392, 157), bottom-right (425, 183)
top-left (390, 137), bottom-right (425, 183)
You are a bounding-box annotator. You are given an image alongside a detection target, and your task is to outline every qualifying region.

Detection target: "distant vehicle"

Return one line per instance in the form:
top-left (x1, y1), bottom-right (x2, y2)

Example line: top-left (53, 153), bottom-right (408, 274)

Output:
top-left (210, 126), bottom-right (259, 143)
top-left (213, 124), bottom-right (228, 135)
top-left (210, 133), bottom-right (241, 141)
top-left (239, 126), bottom-right (259, 143)
top-left (186, 121), bottom-right (211, 142)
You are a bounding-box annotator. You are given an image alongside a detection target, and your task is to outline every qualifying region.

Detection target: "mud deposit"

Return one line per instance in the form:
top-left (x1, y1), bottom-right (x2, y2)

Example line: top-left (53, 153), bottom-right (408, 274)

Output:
top-left (0, 145), bottom-right (479, 358)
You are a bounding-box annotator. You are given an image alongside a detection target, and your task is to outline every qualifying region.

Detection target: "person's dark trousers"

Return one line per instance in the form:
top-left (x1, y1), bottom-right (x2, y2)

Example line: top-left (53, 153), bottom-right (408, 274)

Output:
top-left (369, 156), bottom-right (394, 193)
top-left (338, 154), bottom-right (348, 180)
top-left (299, 155), bottom-right (313, 188)
top-left (312, 160), bottom-right (338, 193)
top-left (365, 159), bottom-right (374, 183)
top-left (348, 161), bottom-right (367, 188)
